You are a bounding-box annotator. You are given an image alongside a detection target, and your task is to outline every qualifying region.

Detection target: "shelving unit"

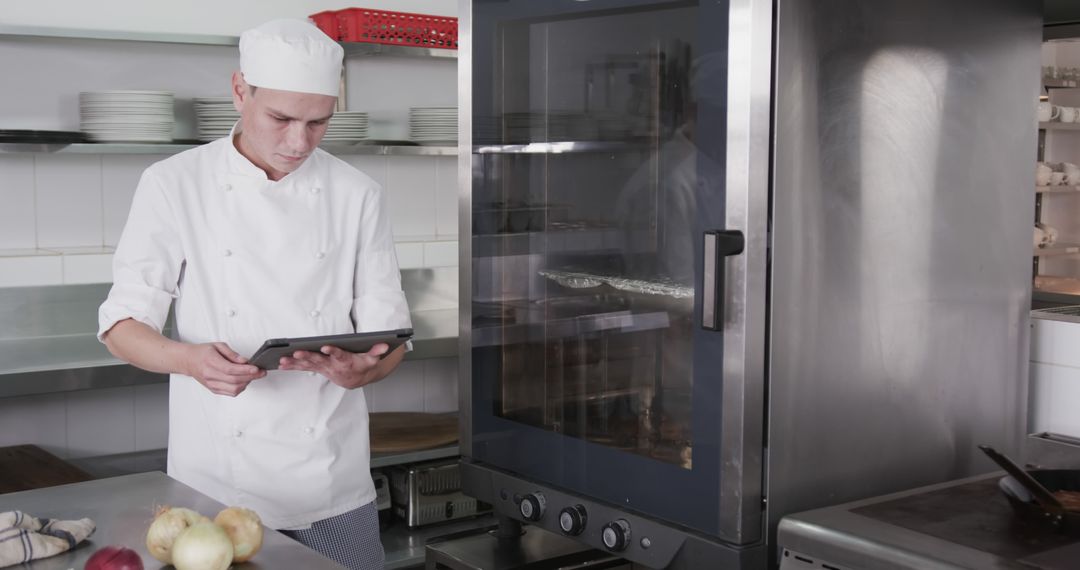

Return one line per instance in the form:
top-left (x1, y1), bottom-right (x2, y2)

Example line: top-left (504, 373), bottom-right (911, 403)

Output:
top-left (1039, 121), bottom-right (1080, 130)
top-left (0, 23), bottom-right (458, 59)
top-left (0, 24), bottom-right (458, 152)
top-left (0, 141), bottom-right (457, 155)
top-left (1034, 242), bottom-right (1080, 257)
top-left (1036, 184), bottom-right (1080, 193)
top-left (1035, 81), bottom-right (1080, 298)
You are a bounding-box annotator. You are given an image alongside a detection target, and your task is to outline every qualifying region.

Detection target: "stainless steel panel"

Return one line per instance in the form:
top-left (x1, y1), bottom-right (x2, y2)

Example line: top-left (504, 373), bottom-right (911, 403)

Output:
top-left (718, 0), bottom-right (773, 545)
top-left (1031, 304), bottom-right (1080, 324)
top-left (390, 459), bottom-right (490, 527)
top-left (768, 0), bottom-right (1040, 553)
top-left (1026, 432), bottom-right (1080, 469)
top-left (776, 474), bottom-right (1038, 570)
top-left (424, 520), bottom-right (623, 570)
top-left (458, 0), bottom-right (475, 459)
top-left (461, 462), bottom-right (766, 569)
top-left (703, 232), bottom-right (719, 329)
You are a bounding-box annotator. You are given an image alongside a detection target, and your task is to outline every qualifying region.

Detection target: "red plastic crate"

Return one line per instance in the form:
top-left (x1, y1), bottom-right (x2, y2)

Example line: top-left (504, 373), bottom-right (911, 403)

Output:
top-left (309, 10), bottom-right (341, 40)
top-left (336, 8), bottom-right (457, 50)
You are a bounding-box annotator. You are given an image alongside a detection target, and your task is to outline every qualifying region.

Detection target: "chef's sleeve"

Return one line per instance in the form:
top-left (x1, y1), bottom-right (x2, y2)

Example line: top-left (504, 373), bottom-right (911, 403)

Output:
top-left (352, 184), bottom-right (413, 342)
top-left (97, 168), bottom-right (183, 340)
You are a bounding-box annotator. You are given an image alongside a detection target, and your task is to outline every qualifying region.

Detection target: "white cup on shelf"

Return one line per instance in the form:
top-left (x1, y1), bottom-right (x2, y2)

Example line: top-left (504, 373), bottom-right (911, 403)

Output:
top-left (1052, 172), bottom-right (1067, 186)
top-left (1037, 222), bottom-right (1060, 246)
top-left (1039, 101), bottom-right (1060, 123)
top-left (1035, 226), bottom-right (1049, 248)
top-left (1064, 162), bottom-right (1080, 186)
top-left (1037, 162), bottom-right (1054, 186)
top-left (1062, 106), bottom-right (1079, 123)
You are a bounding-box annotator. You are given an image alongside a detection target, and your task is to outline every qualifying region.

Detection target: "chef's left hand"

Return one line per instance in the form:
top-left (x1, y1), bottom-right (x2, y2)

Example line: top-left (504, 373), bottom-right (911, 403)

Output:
top-left (279, 343), bottom-right (390, 389)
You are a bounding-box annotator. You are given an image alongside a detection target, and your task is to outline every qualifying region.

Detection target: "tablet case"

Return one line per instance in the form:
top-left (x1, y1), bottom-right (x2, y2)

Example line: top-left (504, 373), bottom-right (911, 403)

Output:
top-left (249, 328), bottom-right (414, 370)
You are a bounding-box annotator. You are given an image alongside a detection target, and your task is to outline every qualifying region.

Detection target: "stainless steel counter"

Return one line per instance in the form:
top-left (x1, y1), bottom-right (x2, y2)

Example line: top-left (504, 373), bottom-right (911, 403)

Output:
top-left (777, 473), bottom-right (1080, 569)
top-left (0, 471), bottom-right (344, 569)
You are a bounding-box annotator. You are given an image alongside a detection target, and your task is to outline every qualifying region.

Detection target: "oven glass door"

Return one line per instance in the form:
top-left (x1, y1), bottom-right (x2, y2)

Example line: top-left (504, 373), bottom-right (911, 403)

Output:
top-left (469, 0), bottom-right (731, 536)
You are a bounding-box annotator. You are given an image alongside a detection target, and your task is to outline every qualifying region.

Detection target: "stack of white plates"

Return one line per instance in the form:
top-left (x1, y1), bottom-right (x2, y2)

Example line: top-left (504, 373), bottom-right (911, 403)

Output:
top-left (79, 91), bottom-right (174, 143)
top-left (194, 97), bottom-right (239, 142)
top-left (409, 106), bottom-right (457, 143)
top-left (323, 111), bottom-right (369, 142)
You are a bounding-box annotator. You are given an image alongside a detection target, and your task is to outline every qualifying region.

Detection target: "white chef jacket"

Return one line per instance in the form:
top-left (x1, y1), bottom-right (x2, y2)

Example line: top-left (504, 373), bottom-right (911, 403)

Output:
top-left (97, 128), bottom-right (412, 529)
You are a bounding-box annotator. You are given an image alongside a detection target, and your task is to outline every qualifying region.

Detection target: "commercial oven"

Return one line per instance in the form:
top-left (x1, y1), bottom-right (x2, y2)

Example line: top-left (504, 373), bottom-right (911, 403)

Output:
top-left (457, 0), bottom-right (1041, 567)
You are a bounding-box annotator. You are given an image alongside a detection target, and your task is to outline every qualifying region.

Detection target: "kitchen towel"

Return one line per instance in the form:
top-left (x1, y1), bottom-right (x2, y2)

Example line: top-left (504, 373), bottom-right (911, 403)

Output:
top-left (0, 510), bottom-right (95, 568)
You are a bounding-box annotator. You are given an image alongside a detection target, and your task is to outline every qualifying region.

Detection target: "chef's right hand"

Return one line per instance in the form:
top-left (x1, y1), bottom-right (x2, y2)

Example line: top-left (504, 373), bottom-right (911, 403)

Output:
top-left (185, 342), bottom-right (266, 397)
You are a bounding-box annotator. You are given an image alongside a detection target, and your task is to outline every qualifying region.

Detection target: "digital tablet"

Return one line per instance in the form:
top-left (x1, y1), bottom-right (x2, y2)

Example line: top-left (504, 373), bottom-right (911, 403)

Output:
top-left (249, 328), bottom-right (414, 370)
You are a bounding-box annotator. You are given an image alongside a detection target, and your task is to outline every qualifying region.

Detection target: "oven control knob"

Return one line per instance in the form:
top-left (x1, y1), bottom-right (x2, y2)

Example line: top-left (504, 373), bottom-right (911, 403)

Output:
top-left (519, 492), bottom-right (546, 521)
top-left (601, 519), bottom-right (631, 551)
top-left (558, 505), bottom-right (588, 535)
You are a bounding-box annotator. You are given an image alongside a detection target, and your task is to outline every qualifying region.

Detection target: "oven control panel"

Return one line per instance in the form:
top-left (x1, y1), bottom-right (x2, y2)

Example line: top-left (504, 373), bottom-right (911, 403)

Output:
top-left (485, 470), bottom-right (694, 568)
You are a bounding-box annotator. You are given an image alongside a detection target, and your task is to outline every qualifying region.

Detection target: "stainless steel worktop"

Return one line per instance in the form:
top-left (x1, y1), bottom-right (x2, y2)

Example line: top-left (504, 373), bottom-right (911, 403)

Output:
top-left (777, 473), bottom-right (1080, 569)
top-left (0, 471), bottom-right (345, 569)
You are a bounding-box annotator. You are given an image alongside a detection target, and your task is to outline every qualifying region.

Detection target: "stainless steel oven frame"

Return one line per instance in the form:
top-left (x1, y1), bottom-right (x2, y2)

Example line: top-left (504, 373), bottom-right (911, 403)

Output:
top-left (456, 2), bottom-right (773, 567)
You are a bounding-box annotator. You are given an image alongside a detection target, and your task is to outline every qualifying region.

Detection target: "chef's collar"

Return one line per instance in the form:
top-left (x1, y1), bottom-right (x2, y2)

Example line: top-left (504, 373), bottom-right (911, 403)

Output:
top-left (224, 120), bottom-right (315, 182)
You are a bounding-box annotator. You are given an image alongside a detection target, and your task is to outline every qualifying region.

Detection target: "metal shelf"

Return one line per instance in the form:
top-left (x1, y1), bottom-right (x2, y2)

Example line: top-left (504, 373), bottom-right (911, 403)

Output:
top-left (0, 23), bottom-right (238, 46)
top-left (0, 24), bottom-right (458, 59)
top-left (474, 141), bottom-right (648, 154)
top-left (0, 307), bottom-right (458, 396)
top-left (1034, 242), bottom-right (1080, 257)
top-left (342, 42), bottom-right (457, 59)
top-left (1039, 122), bottom-right (1080, 131)
top-left (1034, 275), bottom-right (1080, 297)
top-left (0, 141), bottom-right (457, 156)
top-left (1037, 185), bottom-right (1080, 194)
top-left (371, 444), bottom-right (459, 469)
top-left (1044, 78), bottom-right (1080, 88)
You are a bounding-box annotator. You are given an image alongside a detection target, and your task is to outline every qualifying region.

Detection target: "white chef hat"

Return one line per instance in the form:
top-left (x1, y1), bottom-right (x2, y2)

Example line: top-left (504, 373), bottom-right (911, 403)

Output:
top-left (239, 19), bottom-right (343, 97)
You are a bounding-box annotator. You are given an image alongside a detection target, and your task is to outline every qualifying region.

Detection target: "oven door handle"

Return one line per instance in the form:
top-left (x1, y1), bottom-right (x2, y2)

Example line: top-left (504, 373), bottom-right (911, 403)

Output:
top-left (702, 230), bottom-right (745, 331)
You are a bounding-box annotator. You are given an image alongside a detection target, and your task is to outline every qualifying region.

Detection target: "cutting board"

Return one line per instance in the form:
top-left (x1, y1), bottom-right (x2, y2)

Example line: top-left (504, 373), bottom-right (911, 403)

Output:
top-left (369, 412), bottom-right (459, 453)
top-left (0, 445), bottom-right (93, 494)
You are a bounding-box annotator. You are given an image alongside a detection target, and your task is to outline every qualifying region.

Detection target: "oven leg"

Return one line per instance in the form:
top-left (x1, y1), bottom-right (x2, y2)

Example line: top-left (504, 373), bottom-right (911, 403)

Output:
top-left (493, 514), bottom-right (525, 540)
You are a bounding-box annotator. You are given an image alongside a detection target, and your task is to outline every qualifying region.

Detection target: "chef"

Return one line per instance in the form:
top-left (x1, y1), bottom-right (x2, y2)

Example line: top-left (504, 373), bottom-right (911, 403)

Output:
top-left (96, 18), bottom-right (410, 570)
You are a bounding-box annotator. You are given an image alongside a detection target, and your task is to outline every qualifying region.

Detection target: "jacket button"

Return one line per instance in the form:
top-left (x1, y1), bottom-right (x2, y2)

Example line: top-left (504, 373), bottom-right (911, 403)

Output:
top-left (311, 187), bottom-right (321, 194)
top-left (233, 429), bottom-right (243, 438)
top-left (222, 183), bottom-right (232, 192)
top-left (224, 249), bottom-right (232, 257)
top-left (310, 309), bottom-right (321, 317)
top-left (227, 309), bottom-right (237, 317)
top-left (315, 251), bottom-right (325, 259)
top-left (304, 427), bottom-right (315, 435)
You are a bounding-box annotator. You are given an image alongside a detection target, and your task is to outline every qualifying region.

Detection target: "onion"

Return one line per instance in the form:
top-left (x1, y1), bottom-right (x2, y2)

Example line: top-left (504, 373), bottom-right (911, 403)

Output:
top-left (170, 521), bottom-right (234, 570)
top-left (144, 506), bottom-right (209, 563)
top-left (213, 506), bottom-right (264, 562)
top-left (84, 545), bottom-right (144, 570)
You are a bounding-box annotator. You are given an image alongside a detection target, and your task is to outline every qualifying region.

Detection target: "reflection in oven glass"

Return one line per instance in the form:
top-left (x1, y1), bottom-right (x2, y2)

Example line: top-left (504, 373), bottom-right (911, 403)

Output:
top-left (491, 293), bottom-right (694, 469)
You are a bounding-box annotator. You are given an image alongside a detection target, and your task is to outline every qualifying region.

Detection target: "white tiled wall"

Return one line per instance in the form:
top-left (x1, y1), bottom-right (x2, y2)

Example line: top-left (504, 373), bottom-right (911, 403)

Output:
top-left (0, 156), bottom-right (35, 249)
top-left (0, 153), bottom-right (459, 284)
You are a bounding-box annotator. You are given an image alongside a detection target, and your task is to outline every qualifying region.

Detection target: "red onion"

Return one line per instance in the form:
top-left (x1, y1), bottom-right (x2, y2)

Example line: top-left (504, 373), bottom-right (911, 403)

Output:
top-left (84, 545), bottom-right (144, 570)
